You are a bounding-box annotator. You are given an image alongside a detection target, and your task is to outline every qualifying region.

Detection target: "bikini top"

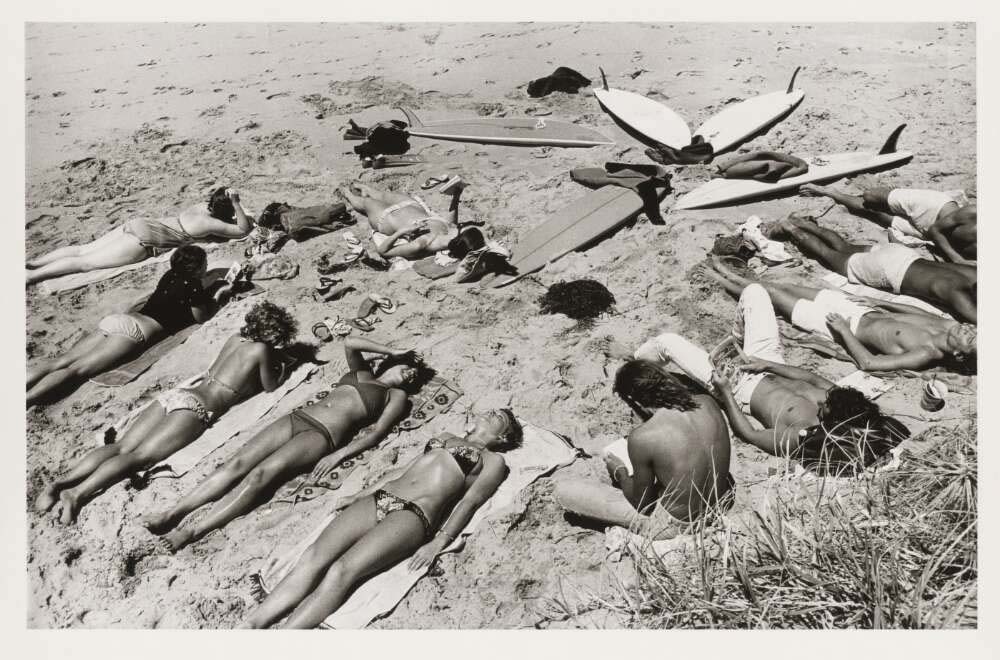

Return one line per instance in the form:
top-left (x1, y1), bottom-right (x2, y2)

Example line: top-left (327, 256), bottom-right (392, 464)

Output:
top-left (424, 437), bottom-right (482, 476)
top-left (204, 339), bottom-right (255, 399)
top-left (337, 371), bottom-right (389, 420)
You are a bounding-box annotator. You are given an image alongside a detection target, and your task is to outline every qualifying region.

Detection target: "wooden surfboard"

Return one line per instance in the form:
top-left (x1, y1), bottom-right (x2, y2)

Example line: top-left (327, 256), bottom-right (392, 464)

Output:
top-left (399, 108), bottom-right (613, 148)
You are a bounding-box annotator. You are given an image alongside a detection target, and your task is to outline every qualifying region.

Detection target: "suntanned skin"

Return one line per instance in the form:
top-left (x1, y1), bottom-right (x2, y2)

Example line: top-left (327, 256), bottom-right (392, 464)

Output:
top-left (800, 183), bottom-right (976, 264)
top-left (340, 181), bottom-right (465, 260)
top-left (705, 257), bottom-right (973, 372)
top-left (773, 214), bottom-right (977, 323)
top-left (717, 151), bottom-right (809, 182)
top-left (26, 189), bottom-right (254, 285)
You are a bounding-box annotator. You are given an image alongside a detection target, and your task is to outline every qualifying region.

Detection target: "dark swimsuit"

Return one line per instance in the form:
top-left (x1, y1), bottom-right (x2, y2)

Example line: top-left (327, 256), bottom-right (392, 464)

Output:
top-left (423, 437), bottom-right (483, 475)
top-left (290, 372), bottom-right (389, 451)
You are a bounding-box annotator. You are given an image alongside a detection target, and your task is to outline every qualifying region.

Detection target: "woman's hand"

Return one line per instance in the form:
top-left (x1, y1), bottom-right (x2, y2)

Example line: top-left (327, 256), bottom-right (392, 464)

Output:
top-left (314, 453), bottom-right (345, 478)
top-left (408, 535), bottom-right (449, 572)
top-left (333, 494), bottom-right (357, 512)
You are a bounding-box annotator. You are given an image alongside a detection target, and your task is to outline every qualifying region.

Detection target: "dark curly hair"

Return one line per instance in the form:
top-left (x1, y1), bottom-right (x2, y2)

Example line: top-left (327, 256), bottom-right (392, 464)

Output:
top-left (373, 351), bottom-right (437, 395)
top-left (446, 227), bottom-right (486, 259)
top-left (491, 408), bottom-right (524, 452)
top-left (538, 279), bottom-right (616, 321)
top-left (793, 415), bottom-right (910, 477)
top-left (240, 301), bottom-right (297, 347)
top-left (614, 359), bottom-right (698, 413)
top-left (207, 186), bottom-right (236, 222)
top-left (257, 201), bottom-right (290, 230)
top-left (820, 386), bottom-right (881, 430)
top-left (169, 244), bottom-right (207, 278)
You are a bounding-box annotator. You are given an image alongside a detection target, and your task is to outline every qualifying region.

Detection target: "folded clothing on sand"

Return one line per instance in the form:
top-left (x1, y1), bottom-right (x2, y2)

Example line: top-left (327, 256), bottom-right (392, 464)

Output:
top-left (253, 420), bottom-right (579, 629)
top-left (527, 66), bottom-right (592, 97)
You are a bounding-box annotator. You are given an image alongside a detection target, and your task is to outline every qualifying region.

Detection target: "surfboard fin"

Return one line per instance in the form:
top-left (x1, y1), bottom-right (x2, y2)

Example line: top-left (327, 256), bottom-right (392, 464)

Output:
top-left (786, 66), bottom-right (802, 93)
top-left (599, 67), bottom-right (609, 91)
top-left (879, 124), bottom-right (906, 154)
top-left (398, 107), bottom-right (423, 128)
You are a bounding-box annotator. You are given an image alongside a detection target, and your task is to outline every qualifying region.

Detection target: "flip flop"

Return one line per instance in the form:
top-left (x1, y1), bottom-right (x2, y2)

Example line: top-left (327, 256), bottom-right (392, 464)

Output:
top-left (316, 276), bottom-right (341, 293)
top-left (312, 317), bottom-right (352, 342)
top-left (421, 174), bottom-right (450, 190)
top-left (347, 317), bottom-right (380, 333)
top-left (368, 293), bottom-right (396, 314)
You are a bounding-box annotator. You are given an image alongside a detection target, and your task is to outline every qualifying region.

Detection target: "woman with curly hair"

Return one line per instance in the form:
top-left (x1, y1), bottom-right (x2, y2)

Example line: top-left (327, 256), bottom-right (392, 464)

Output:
top-left (138, 337), bottom-right (436, 554)
top-left (27, 245), bottom-right (235, 407)
top-left (26, 187), bottom-right (254, 286)
top-left (243, 409), bottom-right (523, 629)
top-left (35, 301), bottom-right (299, 525)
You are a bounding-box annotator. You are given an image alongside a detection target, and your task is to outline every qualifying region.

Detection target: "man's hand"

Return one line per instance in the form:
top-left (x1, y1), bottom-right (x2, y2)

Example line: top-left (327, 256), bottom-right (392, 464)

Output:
top-left (826, 313), bottom-right (851, 334)
top-left (711, 368), bottom-right (734, 392)
top-left (225, 188), bottom-right (241, 203)
top-left (737, 356), bottom-right (770, 373)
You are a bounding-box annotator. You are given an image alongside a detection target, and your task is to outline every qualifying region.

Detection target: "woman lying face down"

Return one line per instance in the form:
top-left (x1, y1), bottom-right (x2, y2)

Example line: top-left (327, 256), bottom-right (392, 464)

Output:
top-left (242, 408), bottom-right (523, 629)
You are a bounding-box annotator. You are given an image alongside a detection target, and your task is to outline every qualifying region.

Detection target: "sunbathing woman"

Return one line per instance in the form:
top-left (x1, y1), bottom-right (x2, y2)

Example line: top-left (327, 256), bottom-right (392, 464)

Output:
top-left (242, 409), bottom-right (522, 629)
top-left (26, 187), bottom-right (253, 286)
top-left (138, 338), bottom-right (435, 553)
top-left (715, 151), bottom-right (809, 182)
top-left (35, 301), bottom-right (298, 524)
top-left (27, 245), bottom-right (234, 407)
top-left (340, 178), bottom-right (470, 261)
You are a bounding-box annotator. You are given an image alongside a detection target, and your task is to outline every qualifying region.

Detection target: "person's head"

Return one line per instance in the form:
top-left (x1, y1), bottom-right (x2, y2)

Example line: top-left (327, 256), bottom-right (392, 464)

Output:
top-left (794, 414), bottom-right (909, 477)
top-left (446, 227), bottom-right (486, 259)
top-left (207, 186), bottom-right (236, 222)
top-left (257, 202), bottom-right (287, 230)
top-left (817, 386), bottom-right (881, 432)
top-left (373, 352), bottom-right (437, 394)
top-left (240, 301), bottom-right (297, 347)
top-left (945, 323), bottom-right (977, 362)
top-left (169, 244), bottom-right (208, 279)
top-left (613, 359), bottom-right (698, 418)
top-left (465, 408), bottom-right (523, 452)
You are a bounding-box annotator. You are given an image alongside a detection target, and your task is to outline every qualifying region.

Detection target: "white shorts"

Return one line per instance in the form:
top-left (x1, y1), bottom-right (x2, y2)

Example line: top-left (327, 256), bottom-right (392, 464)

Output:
top-left (791, 289), bottom-right (873, 341)
top-left (887, 188), bottom-right (955, 233)
top-left (845, 243), bottom-right (921, 294)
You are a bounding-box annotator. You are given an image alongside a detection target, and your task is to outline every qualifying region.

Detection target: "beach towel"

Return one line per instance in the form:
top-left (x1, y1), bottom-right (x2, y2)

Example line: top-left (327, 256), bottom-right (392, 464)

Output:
top-left (412, 252), bottom-right (459, 280)
top-left (90, 325), bottom-right (200, 387)
top-left (254, 420), bottom-right (579, 629)
top-left (39, 250), bottom-right (175, 295)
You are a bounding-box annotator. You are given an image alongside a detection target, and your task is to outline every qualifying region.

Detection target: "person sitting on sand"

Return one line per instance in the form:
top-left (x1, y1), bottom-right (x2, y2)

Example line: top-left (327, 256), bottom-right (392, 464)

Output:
top-left (715, 151), bottom-right (809, 182)
top-left (632, 278), bottom-right (906, 471)
top-left (35, 301), bottom-right (298, 525)
top-left (703, 256), bottom-right (976, 373)
top-left (771, 214), bottom-right (977, 323)
top-left (340, 178), bottom-right (472, 261)
top-left (26, 187), bottom-right (254, 286)
top-left (800, 183), bottom-right (976, 264)
top-left (138, 337), bottom-right (435, 554)
top-left (27, 245), bottom-right (235, 407)
top-left (241, 409), bottom-right (522, 629)
top-left (555, 342), bottom-right (733, 540)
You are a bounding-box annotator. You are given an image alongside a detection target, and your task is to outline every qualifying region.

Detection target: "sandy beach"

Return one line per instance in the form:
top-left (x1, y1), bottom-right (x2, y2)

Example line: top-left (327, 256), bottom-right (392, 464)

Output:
top-left (25, 22), bottom-right (976, 628)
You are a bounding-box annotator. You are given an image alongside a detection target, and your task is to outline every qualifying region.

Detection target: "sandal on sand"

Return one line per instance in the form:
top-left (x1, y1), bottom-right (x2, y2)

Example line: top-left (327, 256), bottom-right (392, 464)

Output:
top-left (439, 176), bottom-right (468, 194)
top-left (347, 317), bottom-right (380, 333)
top-left (421, 174), bottom-right (450, 190)
top-left (312, 317), bottom-right (352, 342)
top-left (316, 276), bottom-right (341, 293)
top-left (368, 292), bottom-right (396, 314)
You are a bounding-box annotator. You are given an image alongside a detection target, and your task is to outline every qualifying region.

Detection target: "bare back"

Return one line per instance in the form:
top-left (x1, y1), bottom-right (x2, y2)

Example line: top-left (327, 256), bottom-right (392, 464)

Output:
top-left (191, 335), bottom-right (271, 411)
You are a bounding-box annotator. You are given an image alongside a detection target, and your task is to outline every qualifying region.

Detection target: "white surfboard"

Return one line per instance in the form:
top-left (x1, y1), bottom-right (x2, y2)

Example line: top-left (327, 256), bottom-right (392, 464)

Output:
top-left (674, 124), bottom-right (913, 210)
top-left (593, 68), bottom-right (804, 153)
top-left (693, 68), bottom-right (804, 154)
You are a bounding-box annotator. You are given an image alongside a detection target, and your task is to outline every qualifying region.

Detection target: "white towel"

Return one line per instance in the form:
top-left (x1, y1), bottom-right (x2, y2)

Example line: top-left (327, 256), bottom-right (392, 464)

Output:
top-left (256, 420), bottom-right (578, 629)
top-left (835, 370), bottom-right (893, 400)
top-left (40, 251), bottom-right (174, 295)
top-left (739, 215), bottom-right (794, 264)
top-left (601, 438), bottom-right (634, 476)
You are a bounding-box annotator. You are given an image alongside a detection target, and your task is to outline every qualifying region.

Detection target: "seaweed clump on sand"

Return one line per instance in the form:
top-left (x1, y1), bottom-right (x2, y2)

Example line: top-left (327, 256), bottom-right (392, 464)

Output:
top-left (538, 279), bottom-right (616, 331)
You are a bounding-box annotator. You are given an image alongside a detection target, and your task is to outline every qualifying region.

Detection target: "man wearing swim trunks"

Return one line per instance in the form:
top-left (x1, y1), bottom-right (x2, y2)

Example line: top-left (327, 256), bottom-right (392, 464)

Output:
top-left (772, 215), bottom-right (977, 323)
top-left (705, 257), bottom-right (976, 373)
top-left (800, 183), bottom-right (976, 264)
top-left (555, 341), bottom-right (733, 540)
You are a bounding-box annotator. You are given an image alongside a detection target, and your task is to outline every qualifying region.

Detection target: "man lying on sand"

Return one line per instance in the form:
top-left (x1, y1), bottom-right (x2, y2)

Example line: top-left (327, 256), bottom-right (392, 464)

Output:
top-left (703, 257), bottom-right (976, 373)
top-left (771, 214), bottom-right (977, 323)
top-left (242, 410), bottom-right (522, 629)
top-left (716, 150), bottom-right (809, 182)
top-left (26, 188), bottom-right (254, 286)
top-left (800, 183), bottom-right (976, 264)
top-left (340, 177), bottom-right (480, 262)
top-left (636, 279), bottom-right (905, 471)
top-left (555, 342), bottom-right (733, 540)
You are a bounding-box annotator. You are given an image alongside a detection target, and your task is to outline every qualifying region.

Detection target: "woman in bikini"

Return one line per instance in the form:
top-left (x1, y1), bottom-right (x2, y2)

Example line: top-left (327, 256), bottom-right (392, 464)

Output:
top-left (339, 178), bottom-right (473, 261)
top-left (35, 301), bottom-right (298, 524)
top-left (26, 187), bottom-right (254, 286)
top-left (137, 337), bottom-right (435, 553)
top-left (242, 408), bottom-right (522, 629)
top-left (27, 245), bottom-right (235, 407)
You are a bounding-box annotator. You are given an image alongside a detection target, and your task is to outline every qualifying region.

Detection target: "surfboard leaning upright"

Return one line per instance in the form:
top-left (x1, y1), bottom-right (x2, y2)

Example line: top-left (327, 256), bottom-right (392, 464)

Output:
top-left (398, 108), bottom-right (613, 148)
top-left (674, 124), bottom-right (914, 210)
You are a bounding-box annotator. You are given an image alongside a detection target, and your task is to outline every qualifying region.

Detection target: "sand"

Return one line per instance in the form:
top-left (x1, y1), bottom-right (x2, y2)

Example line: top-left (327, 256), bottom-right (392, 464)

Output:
top-left (25, 22), bottom-right (976, 628)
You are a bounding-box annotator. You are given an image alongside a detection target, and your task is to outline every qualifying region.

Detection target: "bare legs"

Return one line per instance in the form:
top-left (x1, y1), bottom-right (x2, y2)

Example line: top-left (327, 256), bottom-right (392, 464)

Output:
top-left (26, 229), bottom-right (148, 286)
top-left (799, 184), bottom-right (897, 227)
top-left (777, 216), bottom-right (867, 275)
top-left (148, 418), bottom-right (331, 553)
top-left (703, 256), bottom-right (823, 321)
top-left (243, 497), bottom-right (425, 629)
top-left (38, 404), bottom-right (205, 524)
top-left (27, 332), bottom-right (143, 407)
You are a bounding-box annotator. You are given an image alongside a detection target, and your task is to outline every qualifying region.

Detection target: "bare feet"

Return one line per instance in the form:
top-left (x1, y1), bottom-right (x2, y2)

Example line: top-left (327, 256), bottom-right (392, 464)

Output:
top-left (158, 527), bottom-right (196, 554)
top-left (137, 510), bottom-right (178, 536)
top-left (53, 490), bottom-right (80, 525)
top-left (799, 183), bottom-right (830, 198)
top-left (34, 484), bottom-right (59, 513)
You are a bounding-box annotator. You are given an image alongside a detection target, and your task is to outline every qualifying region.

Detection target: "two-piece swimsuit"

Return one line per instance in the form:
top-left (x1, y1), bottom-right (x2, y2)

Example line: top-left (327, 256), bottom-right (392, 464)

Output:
top-left (122, 216), bottom-right (197, 258)
top-left (155, 339), bottom-right (254, 426)
top-left (289, 372), bottom-right (390, 451)
top-left (372, 437), bottom-right (484, 538)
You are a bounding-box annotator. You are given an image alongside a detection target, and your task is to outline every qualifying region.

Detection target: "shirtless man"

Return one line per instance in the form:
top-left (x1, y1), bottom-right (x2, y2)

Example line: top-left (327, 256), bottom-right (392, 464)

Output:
top-left (716, 151), bottom-right (809, 182)
top-left (555, 346), bottom-right (732, 539)
top-left (705, 257), bottom-right (976, 373)
top-left (773, 214), bottom-right (977, 323)
top-left (800, 183), bottom-right (976, 264)
top-left (340, 178), bottom-right (467, 261)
